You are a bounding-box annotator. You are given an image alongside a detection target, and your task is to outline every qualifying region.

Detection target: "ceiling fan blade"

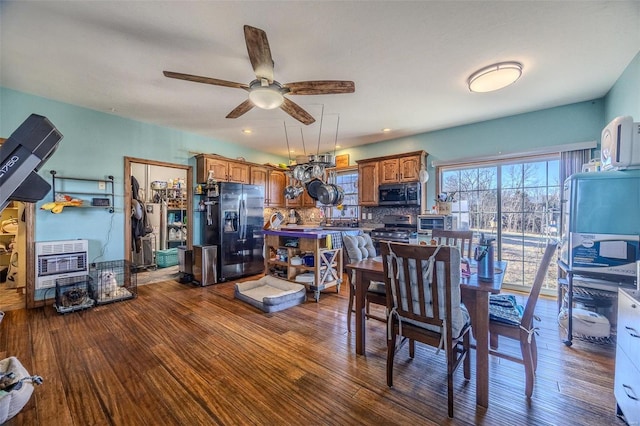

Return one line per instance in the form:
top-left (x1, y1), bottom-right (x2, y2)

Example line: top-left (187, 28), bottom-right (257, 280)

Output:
top-left (244, 25), bottom-right (274, 83)
top-left (283, 80), bottom-right (355, 95)
top-left (163, 71), bottom-right (249, 90)
top-left (280, 98), bottom-right (315, 125)
top-left (226, 99), bottom-right (255, 119)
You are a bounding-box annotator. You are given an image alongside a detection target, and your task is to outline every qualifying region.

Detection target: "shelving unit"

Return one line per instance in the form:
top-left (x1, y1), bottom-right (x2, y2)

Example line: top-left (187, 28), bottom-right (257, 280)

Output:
top-left (557, 259), bottom-right (635, 346)
top-left (50, 170), bottom-right (115, 212)
top-left (264, 231), bottom-right (342, 302)
top-left (0, 203), bottom-right (19, 285)
top-left (152, 188), bottom-right (187, 249)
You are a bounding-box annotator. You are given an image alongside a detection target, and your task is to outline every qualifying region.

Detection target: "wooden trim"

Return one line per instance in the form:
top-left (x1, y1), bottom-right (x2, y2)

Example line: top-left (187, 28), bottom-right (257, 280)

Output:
top-left (124, 157), bottom-right (194, 262)
top-left (24, 203), bottom-right (36, 308)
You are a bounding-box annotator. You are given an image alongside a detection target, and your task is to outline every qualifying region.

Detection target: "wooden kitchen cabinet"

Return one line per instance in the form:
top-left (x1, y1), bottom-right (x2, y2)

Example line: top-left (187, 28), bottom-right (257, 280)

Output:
top-left (228, 161), bottom-right (249, 183)
top-left (267, 169), bottom-right (287, 207)
top-left (356, 151), bottom-right (426, 206)
top-left (379, 154), bottom-right (422, 183)
top-left (196, 154), bottom-right (249, 184)
top-left (286, 177), bottom-right (316, 208)
top-left (358, 161), bottom-right (379, 206)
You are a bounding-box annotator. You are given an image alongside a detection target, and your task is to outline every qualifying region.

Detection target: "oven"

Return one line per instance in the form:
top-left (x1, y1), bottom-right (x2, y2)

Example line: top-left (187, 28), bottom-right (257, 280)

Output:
top-left (370, 214), bottom-right (417, 253)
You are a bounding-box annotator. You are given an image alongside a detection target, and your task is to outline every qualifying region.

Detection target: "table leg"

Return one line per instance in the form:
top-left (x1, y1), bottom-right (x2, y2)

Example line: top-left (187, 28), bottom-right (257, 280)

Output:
top-left (355, 270), bottom-right (366, 355)
top-left (461, 287), bottom-right (490, 408)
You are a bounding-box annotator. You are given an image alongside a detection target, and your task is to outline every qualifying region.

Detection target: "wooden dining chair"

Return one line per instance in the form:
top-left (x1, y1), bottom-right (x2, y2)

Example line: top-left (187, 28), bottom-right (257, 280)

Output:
top-left (431, 229), bottom-right (474, 258)
top-left (488, 241), bottom-right (558, 398)
top-left (380, 242), bottom-right (471, 418)
top-left (343, 234), bottom-right (387, 332)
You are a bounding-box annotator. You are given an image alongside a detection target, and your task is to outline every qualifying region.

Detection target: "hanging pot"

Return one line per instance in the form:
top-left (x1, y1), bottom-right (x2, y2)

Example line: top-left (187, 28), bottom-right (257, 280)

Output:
top-left (284, 185), bottom-right (303, 200)
top-left (317, 153), bottom-right (335, 166)
top-left (317, 183), bottom-right (337, 205)
top-left (305, 179), bottom-right (323, 200)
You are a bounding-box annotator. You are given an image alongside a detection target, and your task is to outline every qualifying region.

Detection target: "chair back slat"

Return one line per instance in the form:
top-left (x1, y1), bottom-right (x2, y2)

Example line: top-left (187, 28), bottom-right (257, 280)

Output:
top-left (431, 229), bottom-right (474, 258)
top-left (520, 242), bottom-right (557, 328)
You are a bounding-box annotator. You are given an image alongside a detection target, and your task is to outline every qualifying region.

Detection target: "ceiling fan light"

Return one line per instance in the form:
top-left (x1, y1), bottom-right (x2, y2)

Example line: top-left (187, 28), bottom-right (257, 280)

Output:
top-left (249, 87), bottom-right (284, 109)
top-left (468, 61), bottom-right (523, 93)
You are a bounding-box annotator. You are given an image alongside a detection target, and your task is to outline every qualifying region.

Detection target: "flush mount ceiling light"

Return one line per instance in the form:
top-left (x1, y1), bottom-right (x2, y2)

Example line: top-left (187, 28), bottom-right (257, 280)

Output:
top-left (248, 80), bottom-right (284, 109)
top-left (467, 61), bottom-right (523, 93)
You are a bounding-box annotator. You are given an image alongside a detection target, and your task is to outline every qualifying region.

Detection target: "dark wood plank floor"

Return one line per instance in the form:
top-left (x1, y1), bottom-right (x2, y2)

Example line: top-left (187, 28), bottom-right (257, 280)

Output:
top-left (0, 275), bottom-right (623, 425)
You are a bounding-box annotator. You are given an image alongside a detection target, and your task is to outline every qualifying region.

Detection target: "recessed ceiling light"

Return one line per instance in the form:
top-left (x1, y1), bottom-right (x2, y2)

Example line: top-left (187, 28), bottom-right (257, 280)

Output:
top-left (335, 145), bottom-right (341, 149)
top-left (242, 129), bottom-right (252, 134)
top-left (468, 61), bottom-right (523, 93)
top-left (382, 128), bottom-right (392, 133)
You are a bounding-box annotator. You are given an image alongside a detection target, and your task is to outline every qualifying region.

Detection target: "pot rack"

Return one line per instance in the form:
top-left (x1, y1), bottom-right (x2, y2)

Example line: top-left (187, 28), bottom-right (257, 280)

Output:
top-left (283, 107), bottom-right (344, 206)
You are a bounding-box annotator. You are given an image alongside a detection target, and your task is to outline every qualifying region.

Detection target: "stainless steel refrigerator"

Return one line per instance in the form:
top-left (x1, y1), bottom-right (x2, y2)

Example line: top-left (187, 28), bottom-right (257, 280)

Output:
top-left (202, 182), bottom-right (265, 281)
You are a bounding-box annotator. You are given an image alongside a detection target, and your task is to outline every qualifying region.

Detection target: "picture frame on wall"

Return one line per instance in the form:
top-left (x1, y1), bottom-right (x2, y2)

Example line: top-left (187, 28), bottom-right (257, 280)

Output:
top-left (335, 154), bottom-right (349, 168)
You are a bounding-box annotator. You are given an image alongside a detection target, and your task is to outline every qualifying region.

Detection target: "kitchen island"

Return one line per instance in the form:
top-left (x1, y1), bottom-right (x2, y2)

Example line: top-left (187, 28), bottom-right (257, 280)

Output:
top-left (263, 229), bottom-right (343, 301)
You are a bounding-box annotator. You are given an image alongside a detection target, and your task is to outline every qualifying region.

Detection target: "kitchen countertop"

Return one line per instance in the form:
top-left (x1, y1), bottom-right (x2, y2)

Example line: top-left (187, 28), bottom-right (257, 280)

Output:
top-left (262, 228), bottom-right (340, 239)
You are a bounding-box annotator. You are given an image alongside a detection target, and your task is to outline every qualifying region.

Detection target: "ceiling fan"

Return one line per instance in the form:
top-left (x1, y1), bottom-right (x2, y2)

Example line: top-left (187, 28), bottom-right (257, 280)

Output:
top-left (163, 25), bottom-right (355, 125)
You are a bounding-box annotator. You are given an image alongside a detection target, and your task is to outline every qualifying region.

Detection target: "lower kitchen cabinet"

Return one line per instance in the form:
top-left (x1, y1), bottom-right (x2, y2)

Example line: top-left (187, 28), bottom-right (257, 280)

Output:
top-left (615, 288), bottom-right (640, 425)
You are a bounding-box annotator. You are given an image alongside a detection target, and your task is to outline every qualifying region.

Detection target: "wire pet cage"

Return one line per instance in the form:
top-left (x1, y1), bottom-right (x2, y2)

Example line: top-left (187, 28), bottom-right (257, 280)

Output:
top-left (89, 260), bottom-right (137, 305)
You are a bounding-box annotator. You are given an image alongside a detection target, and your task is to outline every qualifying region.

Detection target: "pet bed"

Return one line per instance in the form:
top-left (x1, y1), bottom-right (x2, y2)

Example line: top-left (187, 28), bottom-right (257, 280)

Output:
top-left (235, 275), bottom-right (307, 313)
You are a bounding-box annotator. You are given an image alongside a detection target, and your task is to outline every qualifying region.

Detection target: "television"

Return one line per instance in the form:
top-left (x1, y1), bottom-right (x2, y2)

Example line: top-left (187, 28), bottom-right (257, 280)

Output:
top-left (600, 115), bottom-right (640, 170)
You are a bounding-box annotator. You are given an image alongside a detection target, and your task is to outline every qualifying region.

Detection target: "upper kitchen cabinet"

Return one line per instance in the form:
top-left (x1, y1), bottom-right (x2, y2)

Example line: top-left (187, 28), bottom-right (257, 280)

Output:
top-left (267, 169), bottom-right (287, 207)
top-left (357, 151), bottom-right (427, 206)
top-left (286, 175), bottom-right (316, 208)
top-left (250, 166), bottom-right (285, 207)
top-left (379, 152), bottom-right (425, 184)
top-left (357, 161), bottom-right (379, 206)
top-left (196, 154), bottom-right (249, 184)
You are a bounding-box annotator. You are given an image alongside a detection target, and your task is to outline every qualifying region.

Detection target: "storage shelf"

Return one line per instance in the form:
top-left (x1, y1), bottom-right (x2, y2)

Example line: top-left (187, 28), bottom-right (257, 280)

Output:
top-left (50, 170), bottom-right (115, 213)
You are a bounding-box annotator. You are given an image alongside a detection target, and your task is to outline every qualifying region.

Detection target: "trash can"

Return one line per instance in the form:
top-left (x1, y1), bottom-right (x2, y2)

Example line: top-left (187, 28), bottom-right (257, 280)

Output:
top-left (177, 245), bottom-right (193, 283)
top-left (193, 245), bottom-right (217, 286)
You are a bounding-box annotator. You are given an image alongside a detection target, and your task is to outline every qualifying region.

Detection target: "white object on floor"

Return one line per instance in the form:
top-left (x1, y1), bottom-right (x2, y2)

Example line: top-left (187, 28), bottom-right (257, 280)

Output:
top-left (558, 307), bottom-right (611, 338)
top-left (235, 275), bottom-right (306, 313)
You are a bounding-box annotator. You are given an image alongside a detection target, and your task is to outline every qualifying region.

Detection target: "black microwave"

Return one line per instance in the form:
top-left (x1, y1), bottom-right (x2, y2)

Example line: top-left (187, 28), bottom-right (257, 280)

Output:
top-left (378, 183), bottom-right (421, 206)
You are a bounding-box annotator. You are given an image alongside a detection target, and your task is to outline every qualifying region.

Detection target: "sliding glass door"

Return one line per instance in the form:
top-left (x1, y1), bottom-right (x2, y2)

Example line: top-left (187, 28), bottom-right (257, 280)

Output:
top-left (440, 156), bottom-right (560, 294)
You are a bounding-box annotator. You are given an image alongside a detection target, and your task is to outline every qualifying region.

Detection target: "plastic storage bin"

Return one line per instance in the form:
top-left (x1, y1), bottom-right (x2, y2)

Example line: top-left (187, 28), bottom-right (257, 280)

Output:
top-left (156, 248), bottom-right (179, 268)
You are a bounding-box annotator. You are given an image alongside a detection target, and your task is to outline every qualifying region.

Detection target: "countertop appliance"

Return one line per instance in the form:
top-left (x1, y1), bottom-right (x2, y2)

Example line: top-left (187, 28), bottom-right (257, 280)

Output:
top-left (370, 214), bottom-right (417, 247)
top-left (417, 214), bottom-right (457, 234)
top-left (600, 116), bottom-right (640, 171)
top-left (202, 182), bottom-right (265, 281)
top-left (378, 182), bottom-right (421, 206)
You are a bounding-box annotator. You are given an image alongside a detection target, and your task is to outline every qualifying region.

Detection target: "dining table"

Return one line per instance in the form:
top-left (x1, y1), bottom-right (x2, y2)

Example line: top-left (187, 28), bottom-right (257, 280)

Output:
top-left (345, 255), bottom-right (507, 409)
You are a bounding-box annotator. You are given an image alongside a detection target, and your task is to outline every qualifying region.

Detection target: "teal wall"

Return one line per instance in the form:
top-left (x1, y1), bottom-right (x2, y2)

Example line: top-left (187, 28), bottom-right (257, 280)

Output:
top-left (1, 49), bottom-right (638, 263)
top-left (604, 51), bottom-right (640, 122)
top-left (0, 88), bottom-right (283, 261)
top-left (339, 100), bottom-right (605, 204)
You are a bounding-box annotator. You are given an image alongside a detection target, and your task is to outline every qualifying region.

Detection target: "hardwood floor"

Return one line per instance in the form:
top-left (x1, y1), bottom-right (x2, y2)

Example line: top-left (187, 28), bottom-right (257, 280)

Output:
top-left (0, 275), bottom-right (622, 425)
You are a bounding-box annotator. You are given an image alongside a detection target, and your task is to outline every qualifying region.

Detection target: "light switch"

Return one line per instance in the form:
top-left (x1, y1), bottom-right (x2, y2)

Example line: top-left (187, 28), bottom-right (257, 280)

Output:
top-left (367, 213), bottom-right (373, 220)
top-left (98, 181), bottom-right (106, 190)
top-left (362, 212), bottom-right (367, 220)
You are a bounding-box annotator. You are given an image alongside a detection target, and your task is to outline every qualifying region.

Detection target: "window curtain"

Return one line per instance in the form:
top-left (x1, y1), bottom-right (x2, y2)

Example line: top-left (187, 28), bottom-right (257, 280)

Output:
top-left (559, 149), bottom-right (591, 186)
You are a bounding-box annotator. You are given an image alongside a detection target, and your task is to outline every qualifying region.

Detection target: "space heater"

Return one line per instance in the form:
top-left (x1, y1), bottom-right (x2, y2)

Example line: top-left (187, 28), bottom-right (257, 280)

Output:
top-left (34, 239), bottom-right (88, 290)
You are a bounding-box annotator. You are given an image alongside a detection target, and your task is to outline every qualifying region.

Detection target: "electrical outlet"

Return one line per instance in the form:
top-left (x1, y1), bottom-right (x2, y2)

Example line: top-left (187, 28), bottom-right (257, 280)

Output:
top-left (362, 212), bottom-right (367, 220)
top-left (367, 213), bottom-right (373, 220)
top-left (98, 181), bottom-right (106, 190)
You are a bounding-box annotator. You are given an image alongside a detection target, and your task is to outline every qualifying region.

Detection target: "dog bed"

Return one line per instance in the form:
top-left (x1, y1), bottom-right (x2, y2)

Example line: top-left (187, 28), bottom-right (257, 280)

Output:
top-left (234, 275), bottom-right (307, 313)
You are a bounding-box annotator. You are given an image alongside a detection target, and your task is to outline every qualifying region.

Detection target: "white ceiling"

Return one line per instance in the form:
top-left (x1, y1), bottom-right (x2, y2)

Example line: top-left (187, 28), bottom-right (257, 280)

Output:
top-left (1, 1), bottom-right (639, 158)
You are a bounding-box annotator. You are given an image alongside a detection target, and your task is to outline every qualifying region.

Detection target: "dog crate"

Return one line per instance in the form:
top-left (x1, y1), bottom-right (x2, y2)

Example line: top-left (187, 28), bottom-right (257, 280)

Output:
top-left (88, 260), bottom-right (137, 305)
top-left (54, 275), bottom-right (94, 314)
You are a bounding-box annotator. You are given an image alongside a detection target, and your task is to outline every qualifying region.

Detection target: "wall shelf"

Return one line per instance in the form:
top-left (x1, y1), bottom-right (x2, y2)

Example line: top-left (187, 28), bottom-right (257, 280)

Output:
top-left (50, 171), bottom-right (115, 213)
